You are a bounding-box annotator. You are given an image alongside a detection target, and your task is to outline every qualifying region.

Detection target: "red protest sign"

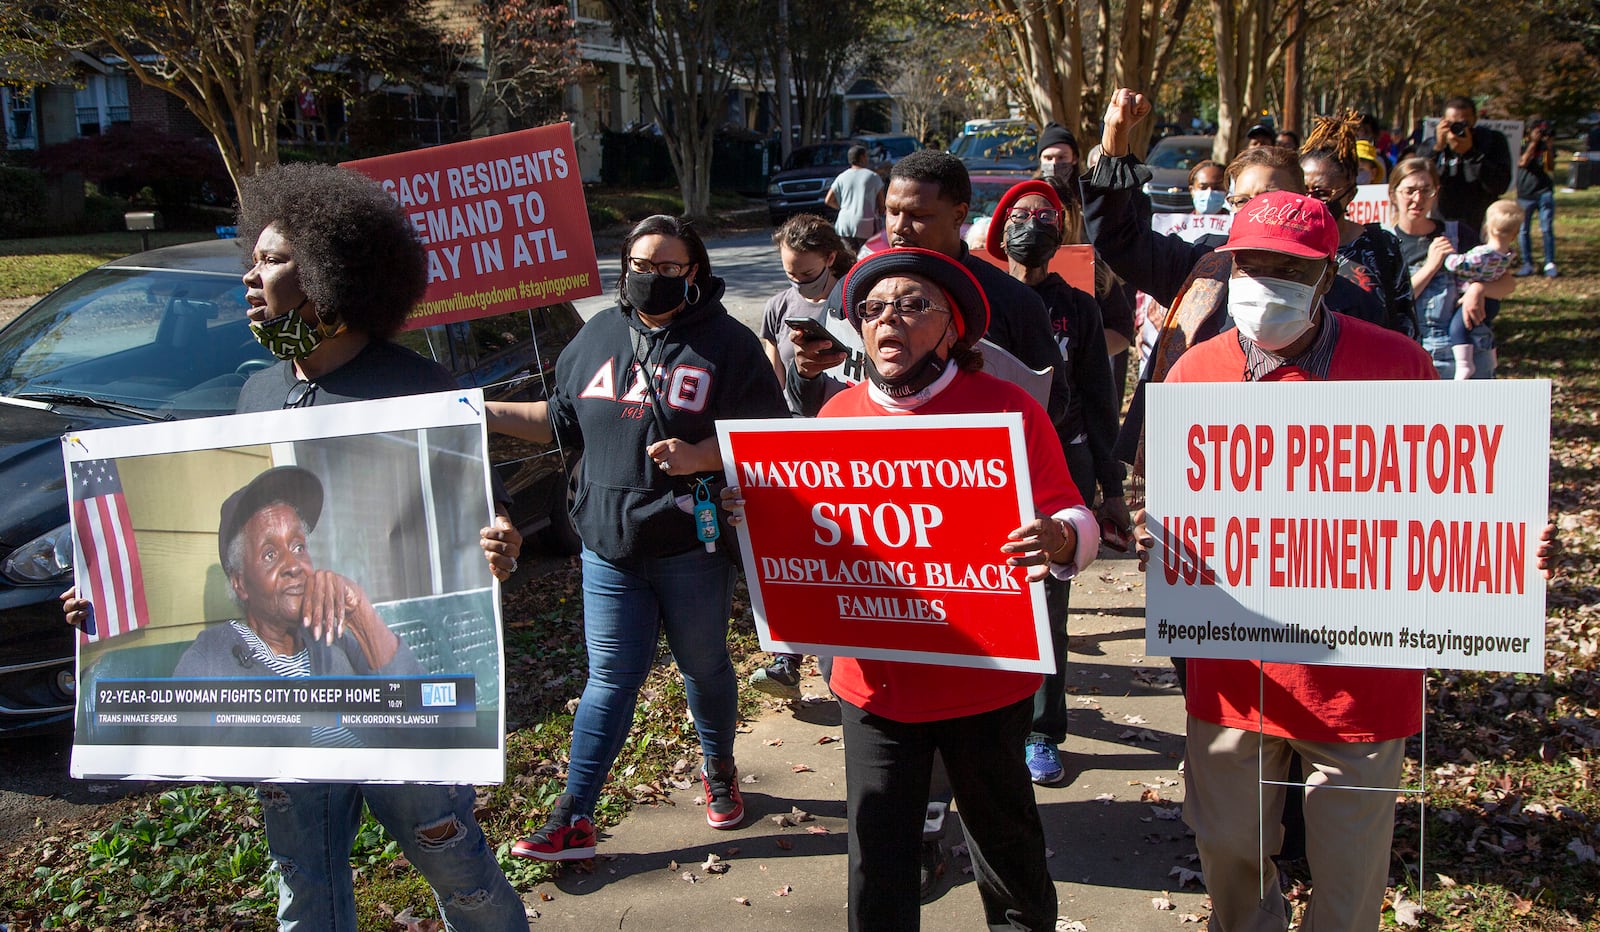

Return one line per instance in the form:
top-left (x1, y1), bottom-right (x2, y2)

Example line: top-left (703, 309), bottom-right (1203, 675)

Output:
top-left (342, 123), bottom-right (602, 330)
top-left (976, 242), bottom-right (1095, 295)
top-left (717, 414), bottom-right (1053, 673)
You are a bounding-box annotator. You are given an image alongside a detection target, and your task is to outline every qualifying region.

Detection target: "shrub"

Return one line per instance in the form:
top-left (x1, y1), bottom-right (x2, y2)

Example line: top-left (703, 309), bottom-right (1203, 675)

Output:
top-left (0, 166), bottom-right (46, 237)
top-left (35, 126), bottom-right (230, 209)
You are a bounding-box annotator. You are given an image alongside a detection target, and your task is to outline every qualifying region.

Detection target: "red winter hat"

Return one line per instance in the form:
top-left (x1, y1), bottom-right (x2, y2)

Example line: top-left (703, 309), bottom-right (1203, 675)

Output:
top-left (1217, 190), bottom-right (1339, 260)
top-left (840, 247), bottom-right (989, 342)
top-left (984, 179), bottom-right (1065, 259)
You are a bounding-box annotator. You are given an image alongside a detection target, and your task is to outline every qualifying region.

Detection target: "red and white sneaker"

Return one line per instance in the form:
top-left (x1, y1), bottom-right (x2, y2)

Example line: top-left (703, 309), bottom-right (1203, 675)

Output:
top-left (702, 758), bottom-right (745, 829)
top-left (510, 795), bottom-right (597, 861)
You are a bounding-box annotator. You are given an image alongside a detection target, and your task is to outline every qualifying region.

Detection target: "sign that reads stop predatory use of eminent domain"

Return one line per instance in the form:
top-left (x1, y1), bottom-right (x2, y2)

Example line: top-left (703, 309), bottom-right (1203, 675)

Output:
top-left (342, 123), bottom-right (602, 330)
top-left (1145, 380), bottom-right (1550, 674)
top-left (718, 414), bottom-right (1055, 674)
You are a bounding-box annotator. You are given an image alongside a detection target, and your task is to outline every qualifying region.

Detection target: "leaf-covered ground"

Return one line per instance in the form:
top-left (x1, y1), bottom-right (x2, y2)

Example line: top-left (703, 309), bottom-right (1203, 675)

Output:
top-left (2, 191), bottom-right (1598, 930)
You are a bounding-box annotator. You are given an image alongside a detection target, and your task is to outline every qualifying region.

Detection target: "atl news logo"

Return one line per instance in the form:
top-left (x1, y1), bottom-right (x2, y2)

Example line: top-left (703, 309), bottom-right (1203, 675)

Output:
top-left (420, 683), bottom-right (458, 708)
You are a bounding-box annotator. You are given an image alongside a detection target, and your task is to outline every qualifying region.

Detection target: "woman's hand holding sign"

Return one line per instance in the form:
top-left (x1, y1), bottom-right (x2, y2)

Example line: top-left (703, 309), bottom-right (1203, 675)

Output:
top-left (1002, 516), bottom-right (1077, 582)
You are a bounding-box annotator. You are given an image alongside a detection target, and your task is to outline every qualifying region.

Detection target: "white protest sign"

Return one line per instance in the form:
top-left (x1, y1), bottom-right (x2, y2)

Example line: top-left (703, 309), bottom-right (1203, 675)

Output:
top-left (68, 391), bottom-right (506, 783)
top-left (1151, 211), bottom-right (1233, 242)
top-left (1344, 184), bottom-right (1393, 227)
top-left (1145, 380), bottom-right (1549, 673)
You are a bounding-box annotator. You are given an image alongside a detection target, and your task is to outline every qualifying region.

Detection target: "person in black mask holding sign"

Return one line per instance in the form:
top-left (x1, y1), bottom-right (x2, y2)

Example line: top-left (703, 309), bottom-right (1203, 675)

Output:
top-left (989, 179), bottom-right (1128, 786)
top-left (487, 216), bottom-right (787, 860)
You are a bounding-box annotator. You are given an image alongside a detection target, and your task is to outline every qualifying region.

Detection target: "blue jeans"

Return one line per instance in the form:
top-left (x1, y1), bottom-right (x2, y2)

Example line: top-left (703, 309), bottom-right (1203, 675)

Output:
top-left (566, 545), bottom-right (739, 817)
top-left (1518, 191), bottom-right (1556, 267)
top-left (259, 782), bottom-right (525, 932)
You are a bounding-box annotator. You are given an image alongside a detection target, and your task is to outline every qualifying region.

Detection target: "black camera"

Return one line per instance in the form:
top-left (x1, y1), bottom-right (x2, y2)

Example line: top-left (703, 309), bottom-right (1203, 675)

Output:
top-left (1446, 120), bottom-right (1470, 136)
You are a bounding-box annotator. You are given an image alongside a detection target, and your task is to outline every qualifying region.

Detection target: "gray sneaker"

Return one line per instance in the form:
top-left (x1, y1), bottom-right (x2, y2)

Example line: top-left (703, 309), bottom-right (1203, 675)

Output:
top-left (749, 655), bottom-right (802, 700)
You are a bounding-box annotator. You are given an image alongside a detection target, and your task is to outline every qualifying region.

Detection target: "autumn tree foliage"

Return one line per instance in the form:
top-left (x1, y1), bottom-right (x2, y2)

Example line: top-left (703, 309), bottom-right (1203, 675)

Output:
top-left (5, 0), bottom-right (441, 195)
top-left (454, 0), bottom-right (589, 133)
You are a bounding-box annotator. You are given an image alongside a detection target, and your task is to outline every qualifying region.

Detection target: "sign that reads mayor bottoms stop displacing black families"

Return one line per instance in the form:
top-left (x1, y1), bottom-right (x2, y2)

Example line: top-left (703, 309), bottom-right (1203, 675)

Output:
top-left (1145, 380), bottom-right (1550, 674)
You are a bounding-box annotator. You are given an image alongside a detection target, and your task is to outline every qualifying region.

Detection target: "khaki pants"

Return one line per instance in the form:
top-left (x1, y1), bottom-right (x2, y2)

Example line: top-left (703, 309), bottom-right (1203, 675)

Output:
top-left (1183, 715), bottom-right (1407, 932)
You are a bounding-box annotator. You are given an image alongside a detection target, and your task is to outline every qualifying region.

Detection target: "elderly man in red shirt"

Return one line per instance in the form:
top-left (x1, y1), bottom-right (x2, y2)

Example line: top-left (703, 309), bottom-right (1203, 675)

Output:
top-left (1148, 190), bottom-right (1555, 931)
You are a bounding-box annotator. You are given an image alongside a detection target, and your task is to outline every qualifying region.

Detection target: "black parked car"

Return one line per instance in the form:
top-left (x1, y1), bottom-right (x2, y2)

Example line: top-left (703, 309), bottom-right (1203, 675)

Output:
top-left (0, 239), bottom-right (583, 737)
top-left (765, 141), bottom-right (856, 226)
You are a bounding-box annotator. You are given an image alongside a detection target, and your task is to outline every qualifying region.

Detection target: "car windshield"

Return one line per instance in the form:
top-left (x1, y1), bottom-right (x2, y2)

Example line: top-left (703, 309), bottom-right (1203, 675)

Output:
top-left (1148, 143), bottom-right (1213, 171)
top-left (867, 137), bottom-right (917, 160)
top-left (784, 146), bottom-right (852, 170)
top-left (0, 267), bottom-right (269, 416)
top-left (949, 131), bottom-right (1035, 161)
top-left (969, 181), bottom-right (1017, 222)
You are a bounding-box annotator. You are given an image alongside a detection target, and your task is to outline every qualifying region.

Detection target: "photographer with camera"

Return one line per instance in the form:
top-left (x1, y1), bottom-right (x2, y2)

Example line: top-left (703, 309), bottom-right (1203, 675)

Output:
top-left (1426, 96), bottom-right (1512, 229)
top-left (1516, 120), bottom-right (1558, 278)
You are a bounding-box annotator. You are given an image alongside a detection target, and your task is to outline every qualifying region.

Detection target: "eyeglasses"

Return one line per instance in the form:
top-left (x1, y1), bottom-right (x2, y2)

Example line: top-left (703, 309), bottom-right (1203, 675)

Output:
top-left (1005, 206), bottom-right (1062, 227)
top-left (284, 379), bottom-right (319, 408)
top-left (1307, 185), bottom-right (1351, 203)
top-left (1394, 185), bottom-right (1436, 199)
top-left (856, 295), bottom-right (951, 322)
top-left (626, 256), bottom-right (692, 278)
top-left (1224, 193), bottom-right (1254, 210)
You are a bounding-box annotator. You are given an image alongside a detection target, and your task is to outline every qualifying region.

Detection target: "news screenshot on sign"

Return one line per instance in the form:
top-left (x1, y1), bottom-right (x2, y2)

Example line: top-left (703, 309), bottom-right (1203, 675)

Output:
top-left (66, 391), bottom-right (506, 784)
top-left (1144, 380), bottom-right (1550, 673)
top-left (719, 414), bottom-right (1055, 673)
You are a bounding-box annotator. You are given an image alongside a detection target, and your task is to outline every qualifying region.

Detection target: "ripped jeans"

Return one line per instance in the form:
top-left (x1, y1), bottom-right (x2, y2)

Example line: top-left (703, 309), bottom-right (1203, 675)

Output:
top-left (258, 782), bottom-right (526, 932)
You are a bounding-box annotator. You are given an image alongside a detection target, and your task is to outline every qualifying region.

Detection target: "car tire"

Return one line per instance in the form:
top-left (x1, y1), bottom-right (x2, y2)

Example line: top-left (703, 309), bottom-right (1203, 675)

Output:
top-left (540, 452), bottom-right (583, 556)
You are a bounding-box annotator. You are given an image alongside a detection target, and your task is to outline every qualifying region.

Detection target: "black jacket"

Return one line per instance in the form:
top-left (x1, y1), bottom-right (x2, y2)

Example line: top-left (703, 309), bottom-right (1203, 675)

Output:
top-left (1426, 125), bottom-right (1513, 229)
top-left (1032, 273), bottom-right (1123, 499)
top-left (548, 277), bottom-right (787, 562)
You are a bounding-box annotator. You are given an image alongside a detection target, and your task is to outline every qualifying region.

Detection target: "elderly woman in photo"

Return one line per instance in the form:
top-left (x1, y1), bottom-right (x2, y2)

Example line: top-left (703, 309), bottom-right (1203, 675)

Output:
top-left (66, 162), bottom-right (526, 932)
top-left (727, 247), bottom-right (1098, 930)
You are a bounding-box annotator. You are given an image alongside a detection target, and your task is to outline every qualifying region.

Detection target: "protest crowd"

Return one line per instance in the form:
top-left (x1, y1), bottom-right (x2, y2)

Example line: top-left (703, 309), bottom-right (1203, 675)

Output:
top-left (56, 80), bottom-right (1567, 932)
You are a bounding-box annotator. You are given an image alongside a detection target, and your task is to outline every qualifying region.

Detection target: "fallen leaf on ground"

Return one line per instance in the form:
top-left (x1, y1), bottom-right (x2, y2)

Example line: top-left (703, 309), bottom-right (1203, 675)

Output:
top-left (702, 853), bottom-right (729, 874)
top-left (681, 871), bottom-right (699, 883)
top-left (1056, 920), bottom-right (1088, 932)
top-left (817, 735), bottom-right (839, 744)
top-left (1391, 890), bottom-right (1423, 927)
top-left (1151, 895), bottom-right (1174, 910)
top-left (775, 838), bottom-right (793, 850)
top-left (1169, 865), bottom-right (1203, 886)
top-left (792, 764), bottom-right (814, 773)
top-left (774, 884), bottom-right (793, 896)
top-left (763, 738), bottom-right (783, 747)
top-left (733, 897), bottom-right (750, 906)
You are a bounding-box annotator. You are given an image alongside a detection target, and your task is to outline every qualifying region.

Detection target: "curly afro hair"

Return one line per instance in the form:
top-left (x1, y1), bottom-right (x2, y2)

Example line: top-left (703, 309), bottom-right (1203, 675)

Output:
top-left (236, 163), bottom-right (426, 340)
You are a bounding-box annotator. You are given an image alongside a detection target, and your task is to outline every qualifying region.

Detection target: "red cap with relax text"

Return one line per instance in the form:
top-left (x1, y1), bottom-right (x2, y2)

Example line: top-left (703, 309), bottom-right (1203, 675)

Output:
top-left (1216, 190), bottom-right (1339, 260)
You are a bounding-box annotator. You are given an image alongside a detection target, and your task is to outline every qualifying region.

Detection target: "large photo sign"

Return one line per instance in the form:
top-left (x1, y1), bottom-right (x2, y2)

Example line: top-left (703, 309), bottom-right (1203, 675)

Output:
top-left (68, 391), bottom-right (506, 783)
top-left (718, 414), bottom-right (1054, 673)
top-left (1144, 380), bottom-right (1549, 673)
top-left (343, 123), bottom-right (602, 329)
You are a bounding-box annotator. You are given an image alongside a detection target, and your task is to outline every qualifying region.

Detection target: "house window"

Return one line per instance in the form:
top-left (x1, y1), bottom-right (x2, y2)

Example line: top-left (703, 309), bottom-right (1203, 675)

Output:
top-left (5, 88), bottom-right (37, 149)
top-left (105, 74), bottom-right (130, 125)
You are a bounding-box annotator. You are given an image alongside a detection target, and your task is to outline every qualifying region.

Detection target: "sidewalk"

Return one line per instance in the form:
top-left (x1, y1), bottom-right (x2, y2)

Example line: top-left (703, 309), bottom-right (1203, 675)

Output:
top-left (525, 551), bottom-right (1212, 930)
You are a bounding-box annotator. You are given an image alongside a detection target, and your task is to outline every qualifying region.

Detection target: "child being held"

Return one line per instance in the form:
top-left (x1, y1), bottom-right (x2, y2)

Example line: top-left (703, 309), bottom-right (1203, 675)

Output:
top-left (1444, 200), bottom-right (1524, 379)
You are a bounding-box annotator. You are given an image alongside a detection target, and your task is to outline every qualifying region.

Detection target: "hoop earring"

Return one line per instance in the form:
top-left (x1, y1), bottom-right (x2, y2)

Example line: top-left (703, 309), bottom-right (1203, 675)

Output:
top-left (685, 282), bottom-right (702, 306)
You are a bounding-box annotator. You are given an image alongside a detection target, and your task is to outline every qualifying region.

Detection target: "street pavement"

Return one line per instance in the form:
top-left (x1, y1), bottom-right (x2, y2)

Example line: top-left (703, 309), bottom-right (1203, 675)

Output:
top-left (575, 230), bottom-right (792, 332)
top-left (522, 550), bottom-right (1212, 930)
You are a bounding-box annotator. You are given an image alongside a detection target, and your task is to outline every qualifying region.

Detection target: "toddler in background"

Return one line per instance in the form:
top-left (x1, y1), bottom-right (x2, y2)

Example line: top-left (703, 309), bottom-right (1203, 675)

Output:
top-left (1445, 200), bottom-right (1524, 379)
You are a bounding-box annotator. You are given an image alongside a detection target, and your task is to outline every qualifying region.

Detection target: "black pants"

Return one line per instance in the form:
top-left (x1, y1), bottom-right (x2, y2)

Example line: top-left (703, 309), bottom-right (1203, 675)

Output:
top-left (841, 696), bottom-right (1056, 931)
top-left (1030, 440), bottom-right (1097, 744)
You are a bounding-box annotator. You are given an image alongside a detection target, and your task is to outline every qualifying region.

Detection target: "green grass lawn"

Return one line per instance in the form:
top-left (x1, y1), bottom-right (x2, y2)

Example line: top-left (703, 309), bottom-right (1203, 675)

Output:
top-left (0, 231), bottom-right (218, 299)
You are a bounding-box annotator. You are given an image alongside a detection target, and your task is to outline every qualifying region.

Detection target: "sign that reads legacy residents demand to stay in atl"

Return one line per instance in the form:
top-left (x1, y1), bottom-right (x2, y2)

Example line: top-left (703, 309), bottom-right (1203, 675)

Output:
top-left (718, 414), bottom-right (1054, 673)
top-left (342, 123), bottom-right (601, 329)
top-left (1145, 380), bottom-right (1550, 674)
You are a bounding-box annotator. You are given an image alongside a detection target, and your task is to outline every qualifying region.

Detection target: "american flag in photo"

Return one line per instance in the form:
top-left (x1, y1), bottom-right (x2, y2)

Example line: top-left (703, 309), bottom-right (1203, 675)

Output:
top-left (70, 458), bottom-right (150, 644)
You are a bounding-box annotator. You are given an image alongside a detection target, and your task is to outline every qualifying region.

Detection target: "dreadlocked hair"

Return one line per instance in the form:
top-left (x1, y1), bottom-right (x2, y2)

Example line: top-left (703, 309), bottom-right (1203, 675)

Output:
top-left (1300, 109), bottom-right (1364, 181)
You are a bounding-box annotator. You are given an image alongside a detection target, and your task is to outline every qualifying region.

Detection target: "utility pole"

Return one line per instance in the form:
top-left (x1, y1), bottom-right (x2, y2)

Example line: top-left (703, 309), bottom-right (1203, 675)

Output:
top-left (1283, 0), bottom-right (1305, 138)
top-left (776, 0), bottom-right (793, 160)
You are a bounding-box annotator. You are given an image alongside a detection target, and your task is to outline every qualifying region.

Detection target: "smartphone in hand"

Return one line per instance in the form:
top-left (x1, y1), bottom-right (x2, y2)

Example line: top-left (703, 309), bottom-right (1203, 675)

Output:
top-left (785, 316), bottom-right (848, 356)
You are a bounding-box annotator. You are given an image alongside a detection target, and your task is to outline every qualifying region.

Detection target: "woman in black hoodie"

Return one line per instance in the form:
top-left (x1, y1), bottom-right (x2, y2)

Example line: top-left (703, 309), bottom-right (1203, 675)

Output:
top-left (489, 215), bottom-right (787, 860)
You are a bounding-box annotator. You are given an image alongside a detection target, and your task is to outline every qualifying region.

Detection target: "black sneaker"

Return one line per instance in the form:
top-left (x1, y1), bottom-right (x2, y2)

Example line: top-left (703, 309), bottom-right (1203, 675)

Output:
top-left (919, 837), bottom-right (947, 901)
top-left (749, 655), bottom-right (802, 700)
top-left (702, 757), bottom-right (745, 829)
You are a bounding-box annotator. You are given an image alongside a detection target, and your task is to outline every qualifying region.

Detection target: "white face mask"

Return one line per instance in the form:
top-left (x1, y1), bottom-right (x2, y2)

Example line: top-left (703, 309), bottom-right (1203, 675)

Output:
top-left (1192, 188), bottom-right (1226, 214)
top-left (1227, 270), bottom-right (1323, 352)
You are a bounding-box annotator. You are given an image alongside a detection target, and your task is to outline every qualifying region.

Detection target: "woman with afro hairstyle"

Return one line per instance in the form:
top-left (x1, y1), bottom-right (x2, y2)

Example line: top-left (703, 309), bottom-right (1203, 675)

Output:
top-left (67, 162), bottom-right (528, 931)
top-left (1300, 110), bottom-right (1420, 339)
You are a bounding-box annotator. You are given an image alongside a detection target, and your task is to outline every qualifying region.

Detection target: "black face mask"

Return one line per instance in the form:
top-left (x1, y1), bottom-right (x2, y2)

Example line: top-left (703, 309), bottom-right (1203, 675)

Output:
top-left (625, 271), bottom-right (689, 317)
top-left (1004, 220), bottom-right (1062, 268)
top-left (865, 349), bottom-right (950, 398)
